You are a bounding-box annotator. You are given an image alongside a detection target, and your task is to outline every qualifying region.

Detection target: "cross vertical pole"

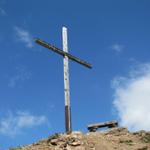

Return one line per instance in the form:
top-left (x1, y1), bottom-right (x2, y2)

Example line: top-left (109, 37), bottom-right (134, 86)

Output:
top-left (62, 27), bottom-right (72, 133)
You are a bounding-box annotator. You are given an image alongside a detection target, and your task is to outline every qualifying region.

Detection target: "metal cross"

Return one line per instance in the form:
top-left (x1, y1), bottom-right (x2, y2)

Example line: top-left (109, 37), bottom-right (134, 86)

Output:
top-left (35, 27), bottom-right (92, 133)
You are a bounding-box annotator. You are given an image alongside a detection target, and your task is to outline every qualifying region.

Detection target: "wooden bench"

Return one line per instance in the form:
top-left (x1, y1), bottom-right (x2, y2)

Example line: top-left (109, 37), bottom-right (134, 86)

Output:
top-left (87, 121), bottom-right (118, 132)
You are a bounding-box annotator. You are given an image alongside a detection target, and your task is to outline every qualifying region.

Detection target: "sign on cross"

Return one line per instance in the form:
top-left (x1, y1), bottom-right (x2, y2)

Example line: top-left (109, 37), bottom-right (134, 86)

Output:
top-left (35, 27), bottom-right (92, 133)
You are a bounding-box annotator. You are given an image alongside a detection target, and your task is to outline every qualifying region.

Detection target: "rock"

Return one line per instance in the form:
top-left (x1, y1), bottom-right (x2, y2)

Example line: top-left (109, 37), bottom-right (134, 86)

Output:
top-left (13, 127), bottom-right (150, 150)
top-left (70, 141), bottom-right (81, 146)
top-left (50, 139), bottom-right (58, 145)
top-left (104, 127), bottom-right (129, 136)
top-left (137, 146), bottom-right (148, 150)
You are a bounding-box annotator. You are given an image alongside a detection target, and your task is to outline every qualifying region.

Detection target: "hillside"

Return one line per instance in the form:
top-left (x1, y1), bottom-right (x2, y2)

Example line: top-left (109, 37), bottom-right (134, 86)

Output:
top-left (10, 127), bottom-right (150, 150)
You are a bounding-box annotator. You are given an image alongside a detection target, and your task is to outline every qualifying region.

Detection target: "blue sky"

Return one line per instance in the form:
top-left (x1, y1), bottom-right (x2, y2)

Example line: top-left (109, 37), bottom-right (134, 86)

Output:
top-left (0, 0), bottom-right (150, 149)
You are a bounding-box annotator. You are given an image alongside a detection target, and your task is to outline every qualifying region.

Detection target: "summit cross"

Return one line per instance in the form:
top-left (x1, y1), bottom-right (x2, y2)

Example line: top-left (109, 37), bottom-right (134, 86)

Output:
top-left (35, 27), bottom-right (92, 133)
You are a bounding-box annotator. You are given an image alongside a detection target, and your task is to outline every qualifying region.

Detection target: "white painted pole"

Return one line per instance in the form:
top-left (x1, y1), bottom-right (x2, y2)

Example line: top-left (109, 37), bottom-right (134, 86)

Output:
top-left (62, 27), bottom-right (72, 133)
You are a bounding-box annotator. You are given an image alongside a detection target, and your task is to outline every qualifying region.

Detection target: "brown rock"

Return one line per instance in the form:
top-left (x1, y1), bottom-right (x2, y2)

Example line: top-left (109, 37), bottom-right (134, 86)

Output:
top-left (70, 141), bottom-right (81, 146)
top-left (12, 128), bottom-right (150, 150)
top-left (50, 139), bottom-right (58, 145)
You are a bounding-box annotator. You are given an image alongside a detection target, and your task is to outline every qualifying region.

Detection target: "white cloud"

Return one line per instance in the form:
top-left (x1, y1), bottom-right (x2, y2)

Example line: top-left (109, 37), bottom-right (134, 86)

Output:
top-left (14, 26), bottom-right (33, 48)
top-left (0, 111), bottom-right (48, 137)
top-left (0, 7), bottom-right (7, 16)
top-left (111, 44), bottom-right (123, 53)
top-left (8, 66), bottom-right (31, 88)
top-left (112, 63), bottom-right (150, 131)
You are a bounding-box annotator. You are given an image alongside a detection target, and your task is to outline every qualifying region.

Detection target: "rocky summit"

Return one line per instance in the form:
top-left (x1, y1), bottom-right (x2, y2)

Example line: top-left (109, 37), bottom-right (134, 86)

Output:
top-left (10, 127), bottom-right (150, 150)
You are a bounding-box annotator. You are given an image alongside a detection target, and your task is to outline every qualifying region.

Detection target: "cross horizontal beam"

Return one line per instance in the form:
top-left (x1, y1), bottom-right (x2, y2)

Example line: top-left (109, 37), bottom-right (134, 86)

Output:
top-left (35, 38), bottom-right (92, 69)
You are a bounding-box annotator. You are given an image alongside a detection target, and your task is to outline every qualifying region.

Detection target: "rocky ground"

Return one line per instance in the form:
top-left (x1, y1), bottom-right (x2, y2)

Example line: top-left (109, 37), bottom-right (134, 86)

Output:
top-left (10, 127), bottom-right (150, 150)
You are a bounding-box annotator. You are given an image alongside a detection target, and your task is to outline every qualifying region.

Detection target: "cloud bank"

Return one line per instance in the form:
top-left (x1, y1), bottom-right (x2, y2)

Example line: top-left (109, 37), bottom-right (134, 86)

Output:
top-left (0, 111), bottom-right (48, 137)
top-left (112, 63), bottom-right (150, 131)
top-left (8, 66), bottom-right (31, 88)
top-left (14, 26), bottom-right (33, 48)
top-left (111, 43), bottom-right (123, 53)
top-left (0, 7), bottom-right (7, 16)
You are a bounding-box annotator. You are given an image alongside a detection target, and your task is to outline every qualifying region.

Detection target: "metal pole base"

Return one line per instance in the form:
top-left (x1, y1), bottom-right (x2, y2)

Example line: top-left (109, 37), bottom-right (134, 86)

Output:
top-left (65, 105), bottom-right (72, 133)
